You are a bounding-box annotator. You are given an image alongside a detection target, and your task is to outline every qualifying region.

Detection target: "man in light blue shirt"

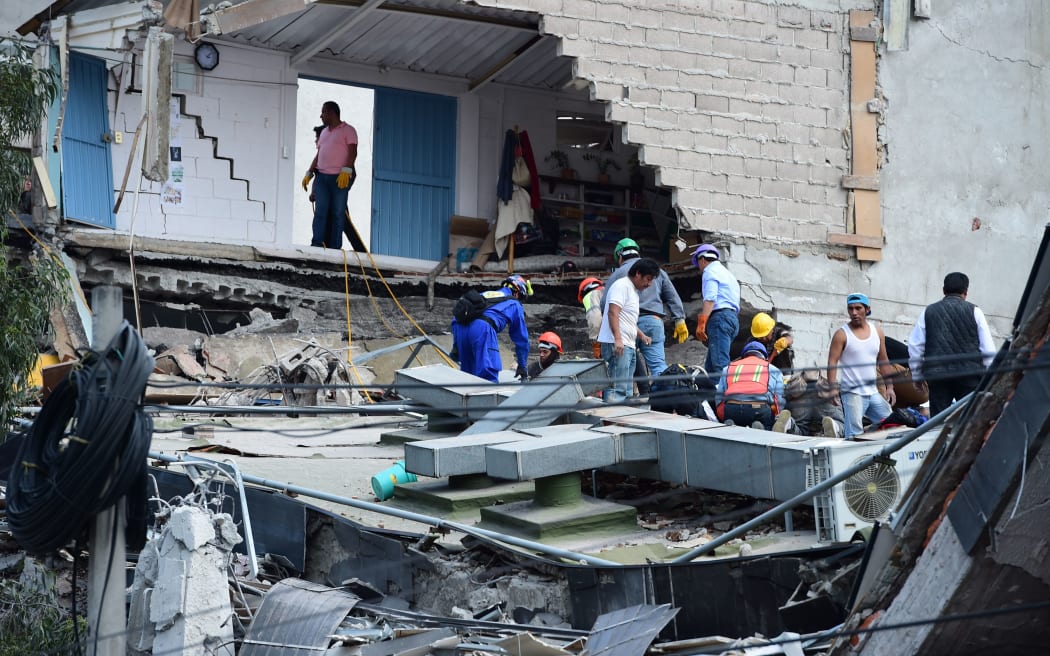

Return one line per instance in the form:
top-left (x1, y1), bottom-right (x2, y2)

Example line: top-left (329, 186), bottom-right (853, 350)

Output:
top-left (692, 244), bottom-right (740, 375)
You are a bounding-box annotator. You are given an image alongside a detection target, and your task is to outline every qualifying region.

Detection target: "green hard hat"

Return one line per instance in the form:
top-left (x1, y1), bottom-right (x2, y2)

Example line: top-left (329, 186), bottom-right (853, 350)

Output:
top-left (614, 237), bottom-right (640, 261)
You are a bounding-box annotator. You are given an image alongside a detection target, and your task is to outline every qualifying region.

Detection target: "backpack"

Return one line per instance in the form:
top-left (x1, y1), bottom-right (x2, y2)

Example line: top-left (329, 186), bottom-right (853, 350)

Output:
top-left (453, 289), bottom-right (513, 325)
top-left (649, 364), bottom-right (715, 416)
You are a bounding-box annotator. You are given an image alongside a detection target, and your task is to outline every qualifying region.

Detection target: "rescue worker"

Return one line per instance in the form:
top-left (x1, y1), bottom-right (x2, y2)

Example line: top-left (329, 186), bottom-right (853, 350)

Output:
top-left (692, 244), bottom-right (740, 375)
top-left (750, 312), bottom-right (794, 370)
top-left (527, 331), bottom-right (562, 379)
top-left (578, 277), bottom-right (604, 358)
top-left (715, 341), bottom-right (786, 430)
top-left (602, 237), bottom-right (689, 390)
top-left (827, 293), bottom-right (896, 438)
top-left (450, 274), bottom-right (532, 383)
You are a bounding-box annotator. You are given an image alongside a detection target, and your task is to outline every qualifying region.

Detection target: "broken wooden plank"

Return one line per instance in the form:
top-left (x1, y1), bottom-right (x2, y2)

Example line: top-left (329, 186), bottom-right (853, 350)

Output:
top-left (884, 0), bottom-right (909, 51)
top-left (828, 233), bottom-right (883, 249)
top-left (853, 189), bottom-right (883, 261)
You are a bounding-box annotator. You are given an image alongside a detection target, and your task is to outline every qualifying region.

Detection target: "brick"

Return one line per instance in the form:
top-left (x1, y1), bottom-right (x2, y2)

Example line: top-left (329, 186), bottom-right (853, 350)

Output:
top-left (761, 216), bottom-right (796, 239)
top-left (631, 7), bottom-right (662, 28)
top-left (777, 5), bottom-right (809, 28)
top-left (811, 202), bottom-right (847, 223)
top-left (659, 166), bottom-right (694, 187)
top-left (744, 157), bottom-right (776, 177)
top-left (795, 66), bottom-right (827, 87)
top-left (760, 178), bottom-right (794, 199)
top-left (710, 153), bottom-right (746, 175)
top-left (778, 198), bottom-right (812, 220)
top-left (599, 3), bottom-right (630, 24)
top-left (695, 15), bottom-right (730, 35)
top-left (679, 71), bottom-right (715, 92)
top-left (808, 87), bottom-right (846, 109)
top-left (695, 93), bottom-right (729, 113)
top-left (810, 10), bottom-right (841, 32)
top-left (639, 145), bottom-right (678, 167)
top-left (540, 15), bottom-right (579, 37)
top-left (645, 27), bottom-right (679, 49)
top-left (645, 106), bottom-right (680, 129)
top-left (810, 48), bottom-right (846, 70)
top-left (719, 193), bottom-right (745, 213)
top-left (728, 98), bottom-right (765, 118)
top-left (679, 150), bottom-right (712, 169)
top-left (675, 188), bottom-right (716, 210)
top-left (795, 221), bottom-right (829, 242)
top-left (746, 41), bottom-right (779, 62)
top-left (723, 214), bottom-right (760, 237)
top-left (744, 1), bottom-right (773, 23)
top-left (592, 81), bottom-right (625, 101)
top-left (575, 59), bottom-right (611, 78)
top-left (760, 61), bottom-right (796, 84)
top-left (663, 11), bottom-right (695, 32)
top-left (629, 86), bottom-right (662, 104)
top-left (609, 102), bottom-right (644, 124)
top-left (792, 142), bottom-right (828, 164)
top-left (680, 32), bottom-right (714, 54)
top-left (727, 173), bottom-right (760, 196)
top-left (611, 24), bottom-right (647, 46)
top-left (623, 123), bottom-right (663, 145)
top-left (718, 77), bottom-right (748, 96)
top-left (744, 119), bottom-right (774, 140)
top-left (778, 45), bottom-right (811, 67)
top-left (794, 105), bottom-right (827, 127)
top-left (561, 0), bottom-right (598, 20)
top-left (662, 90), bottom-right (696, 109)
top-left (794, 182), bottom-right (827, 204)
top-left (559, 37), bottom-right (595, 58)
top-left (795, 29), bottom-right (829, 50)
top-left (745, 195), bottom-right (777, 216)
top-left (594, 41), bottom-right (628, 62)
top-left (710, 35), bottom-right (748, 58)
top-left (694, 132), bottom-right (729, 151)
top-left (696, 54), bottom-right (730, 75)
top-left (645, 68), bottom-right (680, 87)
top-left (660, 48), bottom-right (698, 70)
top-left (580, 20), bottom-right (614, 40)
top-left (694, 171), bottom-right (728, 192)
top-left (825, 68), bottom-right (846, 91)
top-left (776, 121), bottom-right (809, 144)
top-left (744, 79), bottom-right (779, 100)
top-left (734, 21), bottom-right (768, 41)
top-left (692, 212), bottom-right (730, 232)
top-left (727, 136), bottom-right (761, 156)
top-left (777, 161), bottom-right (811, 182)
top-left (728, 58), bottom-right (761, 79)
top-left (679, 112), bottom-right (713, 131)
top-left (760, 140), bottom-right (793, 161)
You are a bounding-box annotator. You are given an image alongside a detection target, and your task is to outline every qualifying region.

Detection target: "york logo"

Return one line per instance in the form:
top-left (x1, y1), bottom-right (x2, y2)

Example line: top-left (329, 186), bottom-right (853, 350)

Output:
top-left (908, 450), bottom-right (927, 461)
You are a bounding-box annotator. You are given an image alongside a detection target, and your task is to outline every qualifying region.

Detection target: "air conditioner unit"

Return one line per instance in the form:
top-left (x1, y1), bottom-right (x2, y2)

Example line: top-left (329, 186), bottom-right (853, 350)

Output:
top-left (807, 433), bottom-right (937, 543)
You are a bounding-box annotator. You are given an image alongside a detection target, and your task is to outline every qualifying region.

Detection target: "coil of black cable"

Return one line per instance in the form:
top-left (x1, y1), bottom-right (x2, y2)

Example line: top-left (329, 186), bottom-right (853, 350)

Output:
top-left (5, 322), bottom-right (155, 552)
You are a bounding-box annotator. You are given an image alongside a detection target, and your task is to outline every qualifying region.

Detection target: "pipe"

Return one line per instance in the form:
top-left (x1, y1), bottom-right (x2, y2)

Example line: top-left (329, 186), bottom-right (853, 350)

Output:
top-left (148, 451), bottom-right (620, 567)
top-left (670, 393), bottom-right (973, 563)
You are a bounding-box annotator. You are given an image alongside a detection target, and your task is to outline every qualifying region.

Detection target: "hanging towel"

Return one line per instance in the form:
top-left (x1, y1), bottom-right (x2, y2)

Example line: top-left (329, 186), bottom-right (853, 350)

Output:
top-left (496, 129), bottom-right (517, 204)
top-left (517, 130), bottom-right (542, 209)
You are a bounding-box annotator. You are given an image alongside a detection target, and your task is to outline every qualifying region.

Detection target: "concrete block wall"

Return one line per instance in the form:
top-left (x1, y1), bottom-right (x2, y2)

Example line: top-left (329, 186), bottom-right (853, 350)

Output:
top-left (111, 43), bottom-right (290, 247)
top-left (494, 0), bottom-right (853, 247)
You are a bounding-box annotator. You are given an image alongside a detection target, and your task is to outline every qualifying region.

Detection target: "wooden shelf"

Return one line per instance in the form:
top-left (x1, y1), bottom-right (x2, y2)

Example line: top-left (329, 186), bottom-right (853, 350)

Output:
top-left (543, 176), bottom-right (656, 260)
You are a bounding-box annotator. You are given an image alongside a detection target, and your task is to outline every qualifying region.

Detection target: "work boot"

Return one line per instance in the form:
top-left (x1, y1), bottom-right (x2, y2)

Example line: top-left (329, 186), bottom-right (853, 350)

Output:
top-left (822, 416), bottom-right (841, 438)
top-left (724, 419), bottom-right (735, 426)
top-left (751, 420), bottom-right (765, 430)
top-left (772, 410), bottom-right (792, 433)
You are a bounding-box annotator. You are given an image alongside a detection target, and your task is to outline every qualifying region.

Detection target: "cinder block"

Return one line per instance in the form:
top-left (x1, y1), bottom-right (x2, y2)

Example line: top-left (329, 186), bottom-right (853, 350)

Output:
top-left (760, 178), bottom-right (794, 199)
top-left (711, 153), bottom-right (746, 175)
top-left (760, 61), bottom-right (795, 84)
top-left (696, 53), bottom-right (730, 75)
top-left (795, 221), bottom-right (830, 242)
top-left (644, 107), bottom-right (680, 130)
top-left (680, 32), bottom-right (714, 54)
top-left (796, 29), bottom-right (829, 50)
top-left (728, 213), bottom-right (763, 235)
top-left (579, 20), bottom-right (613, 40)
top-left (727, 174), bottom-right (760, 197)
top-left (558, 37), bottom-right (595, 58)
top-left (662, 90), bottom-right (695, 110)
top-left (645, 68), bottom-right (680, 87)
top-left (795, 66), bottom-right (827, 87)
top-left (694, 171), bottom-right (728, 193)
top-left (745, 195), bottom-right (778, 216)
top-left (539, 15), bottom-right (579, 36)
top-left (679, 150), bottom-right (711, 169)
top-left (761, 216), bottom-right (797, 239)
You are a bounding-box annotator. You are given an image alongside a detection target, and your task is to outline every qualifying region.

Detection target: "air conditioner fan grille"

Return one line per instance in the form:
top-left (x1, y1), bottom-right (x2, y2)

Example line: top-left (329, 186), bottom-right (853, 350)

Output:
top-left (843, 458), bottom-right (900, 520)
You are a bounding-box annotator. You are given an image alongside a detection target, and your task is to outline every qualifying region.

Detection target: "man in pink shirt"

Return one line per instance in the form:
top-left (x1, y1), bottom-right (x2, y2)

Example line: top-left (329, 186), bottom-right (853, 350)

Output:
top-left (302, 101), bottom-right (358, 248)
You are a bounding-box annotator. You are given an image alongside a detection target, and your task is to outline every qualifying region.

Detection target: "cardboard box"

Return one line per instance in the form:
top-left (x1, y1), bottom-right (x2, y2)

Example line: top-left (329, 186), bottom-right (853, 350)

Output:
top-left (448, 215), bottom-right (490, 270)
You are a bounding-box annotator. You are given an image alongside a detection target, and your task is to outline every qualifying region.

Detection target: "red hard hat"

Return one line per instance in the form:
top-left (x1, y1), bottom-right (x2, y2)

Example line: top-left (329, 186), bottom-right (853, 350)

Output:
top-left (538, 331), bottom-right (563, 353)
top-left (578, 277), bottom-right (603, 304)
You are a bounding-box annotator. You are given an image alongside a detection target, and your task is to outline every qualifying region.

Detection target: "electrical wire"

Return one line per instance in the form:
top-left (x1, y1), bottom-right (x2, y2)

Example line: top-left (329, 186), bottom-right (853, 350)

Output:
top-left (5, 322), bottom-right (155, 552)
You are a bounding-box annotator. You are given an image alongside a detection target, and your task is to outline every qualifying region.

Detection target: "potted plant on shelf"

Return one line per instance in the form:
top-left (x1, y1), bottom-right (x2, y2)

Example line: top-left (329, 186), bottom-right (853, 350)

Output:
top-left (583, 152), bottom-right (622, 183)
top-left (544, 149), bottom-right (575, 179)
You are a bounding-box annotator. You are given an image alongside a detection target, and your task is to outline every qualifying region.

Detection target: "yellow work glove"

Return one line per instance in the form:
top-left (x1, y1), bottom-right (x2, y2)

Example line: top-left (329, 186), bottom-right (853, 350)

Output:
top-left (772, 335), bottom-right (792, 355)
top-left (673, 319), bottom-right (688, 344)
top-left (695, 313), bottom-right (708, 344)
top-left (337, 166), bottom-right (354, 189)
top-left (301, 170), bottom-right (314, 191)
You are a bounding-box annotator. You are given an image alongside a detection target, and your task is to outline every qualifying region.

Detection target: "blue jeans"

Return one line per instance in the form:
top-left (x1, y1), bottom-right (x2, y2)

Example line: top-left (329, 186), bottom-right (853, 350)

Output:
top-left (601, 342), bottom-right (637, 403)
top-left (311, 173), bottom-right (349, 248)
top-left (840, 391), bottom-right (892, 438)
top-left (704, 310), bottom-right (738, 375)
top-left (637, 314), bottom-right (667, 378)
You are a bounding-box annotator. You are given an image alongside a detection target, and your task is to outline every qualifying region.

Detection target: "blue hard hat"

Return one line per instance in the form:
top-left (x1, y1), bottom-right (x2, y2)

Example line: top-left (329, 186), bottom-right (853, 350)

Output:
top-left (691, 244), bottom-right (720, 267)
top-left (741, 341), bottom-right (768, 358)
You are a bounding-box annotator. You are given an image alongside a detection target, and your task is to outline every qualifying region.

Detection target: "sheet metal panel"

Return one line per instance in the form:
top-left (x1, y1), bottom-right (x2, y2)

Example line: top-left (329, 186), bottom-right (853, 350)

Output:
top-left (682, 426), bottom-right (817, 500)
top-left (404, 430), bottom-right (528, 477)
top-left (394, 365), bottom-right (513, 419)
top-left (241, 579), bottom-right (358, 655)
top-left (462, 360), bottom-right (606, 435)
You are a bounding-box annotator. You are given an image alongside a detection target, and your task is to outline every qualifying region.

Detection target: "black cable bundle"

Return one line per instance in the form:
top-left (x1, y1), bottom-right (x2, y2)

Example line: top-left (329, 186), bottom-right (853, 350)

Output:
top-left (5, 322), bottom-right (155, 553)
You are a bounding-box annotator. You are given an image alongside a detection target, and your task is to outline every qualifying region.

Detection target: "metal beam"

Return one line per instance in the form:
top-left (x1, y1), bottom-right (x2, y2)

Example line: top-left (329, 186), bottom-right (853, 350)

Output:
top-left (468, 34), bottom-right (543, 93)
top-left (289, 0), bottom-right (385, 68)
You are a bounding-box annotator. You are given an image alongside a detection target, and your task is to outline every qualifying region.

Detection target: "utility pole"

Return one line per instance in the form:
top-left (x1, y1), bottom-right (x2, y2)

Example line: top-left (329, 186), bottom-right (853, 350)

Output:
top-left (87, 286), bottom-right (126, 656)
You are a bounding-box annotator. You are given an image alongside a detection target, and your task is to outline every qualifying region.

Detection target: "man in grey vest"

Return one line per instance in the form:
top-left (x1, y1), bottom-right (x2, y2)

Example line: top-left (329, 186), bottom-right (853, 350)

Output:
top-left (907, 272), bottom-right (996, 416)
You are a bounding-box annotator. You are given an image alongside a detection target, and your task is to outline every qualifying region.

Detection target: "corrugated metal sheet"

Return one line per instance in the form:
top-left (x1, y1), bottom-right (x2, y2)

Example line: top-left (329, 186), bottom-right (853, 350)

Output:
top-left (240, 578), bottom-right (359, 655)
top-left (62, 51), bottom-right (115, 228)
top-left (221, 0), bottom-right (573, 90)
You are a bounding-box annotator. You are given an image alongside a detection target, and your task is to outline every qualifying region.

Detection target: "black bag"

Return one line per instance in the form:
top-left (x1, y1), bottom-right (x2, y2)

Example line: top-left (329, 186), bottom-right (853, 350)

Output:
top-left (452, 289), bottom-right (491, 325)
top-left (649, 364), bottom-right (715, 416)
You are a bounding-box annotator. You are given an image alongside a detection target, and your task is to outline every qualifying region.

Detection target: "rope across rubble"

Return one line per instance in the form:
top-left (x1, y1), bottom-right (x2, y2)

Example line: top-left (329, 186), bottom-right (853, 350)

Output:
top-left (6, 321), bottom-right (155, 553)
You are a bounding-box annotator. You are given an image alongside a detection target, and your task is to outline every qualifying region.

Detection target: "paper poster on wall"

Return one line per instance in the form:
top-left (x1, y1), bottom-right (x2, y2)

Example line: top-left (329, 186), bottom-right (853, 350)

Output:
top-left (161, 99), bottom-right (184, 208)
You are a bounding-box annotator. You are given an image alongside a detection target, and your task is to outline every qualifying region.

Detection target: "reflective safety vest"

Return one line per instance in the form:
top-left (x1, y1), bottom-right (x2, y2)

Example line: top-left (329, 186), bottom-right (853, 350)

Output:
top-left (718, 355), bottom-right (778, 417)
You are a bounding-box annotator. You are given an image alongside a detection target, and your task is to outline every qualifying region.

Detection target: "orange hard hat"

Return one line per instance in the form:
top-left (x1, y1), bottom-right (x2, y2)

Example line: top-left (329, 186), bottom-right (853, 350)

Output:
top-left (578, 277), bottom-right (603, 304)
top-left (537, 331), bottom-right (563, 353)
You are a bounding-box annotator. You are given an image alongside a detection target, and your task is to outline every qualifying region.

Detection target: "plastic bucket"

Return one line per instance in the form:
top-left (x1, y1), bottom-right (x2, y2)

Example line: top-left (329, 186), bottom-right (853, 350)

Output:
top-left (371, 460), bottom-right (417, 500)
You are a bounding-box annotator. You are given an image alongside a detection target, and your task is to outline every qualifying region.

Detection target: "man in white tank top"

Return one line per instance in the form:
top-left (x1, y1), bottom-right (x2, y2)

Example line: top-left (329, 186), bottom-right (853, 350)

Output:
top-left (827, 293), bottom-right (897, 438)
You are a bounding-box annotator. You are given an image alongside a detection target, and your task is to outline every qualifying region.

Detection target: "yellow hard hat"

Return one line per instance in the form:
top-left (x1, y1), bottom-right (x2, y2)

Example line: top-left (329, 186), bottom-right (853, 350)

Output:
top-left (751, 312), bottom-right (775, 339)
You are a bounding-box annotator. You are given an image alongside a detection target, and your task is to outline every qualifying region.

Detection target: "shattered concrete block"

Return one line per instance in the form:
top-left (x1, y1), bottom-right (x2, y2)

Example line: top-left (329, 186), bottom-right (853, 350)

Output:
top-left (170, 505), bottom-right (217, 550)
top-left (127, 587), bottom-right (156, 654)
top-left (214, 514), bottom-right (243, 550)
top-left (151, 556), bottom-right (188, 628)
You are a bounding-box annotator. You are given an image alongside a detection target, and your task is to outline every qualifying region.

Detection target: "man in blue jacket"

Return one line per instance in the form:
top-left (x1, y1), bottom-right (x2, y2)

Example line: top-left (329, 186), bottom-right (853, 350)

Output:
top-left (451, 275), bottom-right (532, 383)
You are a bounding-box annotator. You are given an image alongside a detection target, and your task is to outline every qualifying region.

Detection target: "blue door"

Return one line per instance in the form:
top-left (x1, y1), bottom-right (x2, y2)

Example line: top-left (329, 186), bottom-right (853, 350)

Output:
top-left (62, 52), bottom-right (115, 228)
top-left (371, 88), bottom-right (455, 259)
